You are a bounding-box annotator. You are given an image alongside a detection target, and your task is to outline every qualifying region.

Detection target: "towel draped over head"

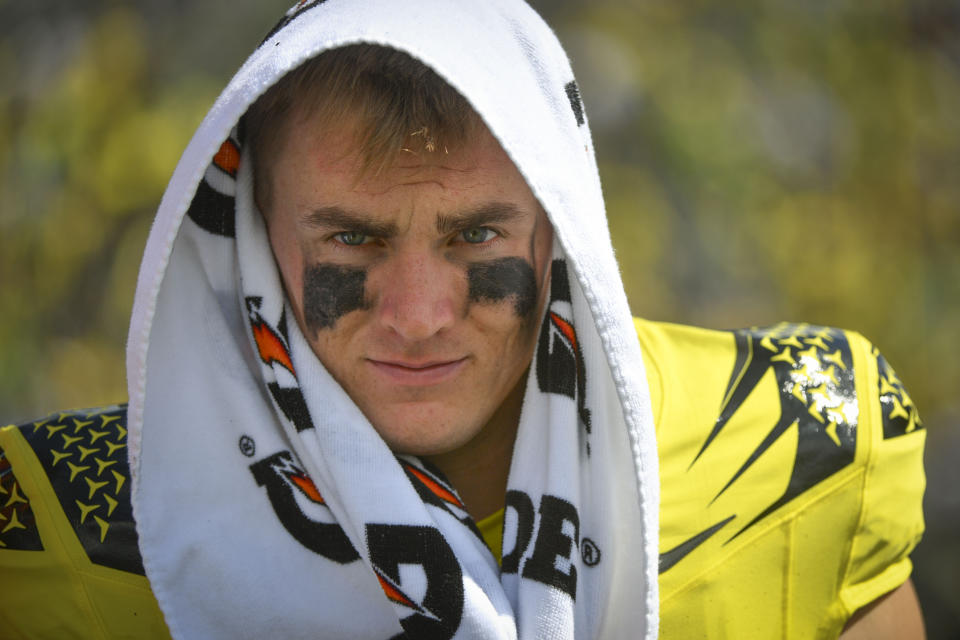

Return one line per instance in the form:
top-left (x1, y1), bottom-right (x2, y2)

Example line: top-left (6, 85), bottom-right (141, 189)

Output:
top-left (127, 1), bottom-right (659, 637)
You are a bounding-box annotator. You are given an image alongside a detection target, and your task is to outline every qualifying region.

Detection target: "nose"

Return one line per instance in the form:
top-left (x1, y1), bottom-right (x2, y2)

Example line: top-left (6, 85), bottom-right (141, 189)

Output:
top-left (376, 252), bottom-right (459, 341)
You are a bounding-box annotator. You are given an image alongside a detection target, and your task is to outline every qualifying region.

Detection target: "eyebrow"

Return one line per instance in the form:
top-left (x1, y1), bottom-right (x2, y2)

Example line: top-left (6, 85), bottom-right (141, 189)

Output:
top-left (301, 206), bottom-right (399, 237)
top-left (300, 202), bottom-right (529, 237)
top-left (435, 202), bottom-right (527, 235)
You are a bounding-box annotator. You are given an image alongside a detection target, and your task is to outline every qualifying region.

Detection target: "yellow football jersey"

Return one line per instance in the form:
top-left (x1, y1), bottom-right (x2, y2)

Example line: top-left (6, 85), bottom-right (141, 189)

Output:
top-left (1, 320), bottom-right (925, 639)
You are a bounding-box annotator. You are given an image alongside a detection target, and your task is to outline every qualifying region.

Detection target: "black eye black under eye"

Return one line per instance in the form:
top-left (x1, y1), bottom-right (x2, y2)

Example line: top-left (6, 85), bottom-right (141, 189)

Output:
top-left (467, 257), bottom-right (537, 317)
top-left (302, 264), bottom-right (369, 332)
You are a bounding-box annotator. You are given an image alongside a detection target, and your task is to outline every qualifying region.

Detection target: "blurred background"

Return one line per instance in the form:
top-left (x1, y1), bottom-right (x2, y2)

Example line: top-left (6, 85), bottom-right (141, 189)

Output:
top-left (1, 0), bottom-right (957, 635)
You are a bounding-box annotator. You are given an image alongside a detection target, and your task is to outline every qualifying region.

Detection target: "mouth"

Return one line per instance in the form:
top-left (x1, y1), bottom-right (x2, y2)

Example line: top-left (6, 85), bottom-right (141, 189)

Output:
top-left (366, 357), bottom-right (469, 386)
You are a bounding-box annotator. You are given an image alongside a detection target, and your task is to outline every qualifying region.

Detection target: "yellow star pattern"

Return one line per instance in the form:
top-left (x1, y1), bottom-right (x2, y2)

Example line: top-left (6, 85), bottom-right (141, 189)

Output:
top-left (2, 509), bottom-right (25, 534)
top-left (813, 326), bottom-right (833, 341)
top-left (45, 424), bottom-right (66, 439)
top-left (795, 363), bottom-right (815, 383)
top-left (72, 419), bottom-right (93, 433)
top-left (888, 397), bottom-right (910, 421)
top-left (111, 470), bottom-right (126, 494)
top-left (61, 433), bottom-right (82, 449)
top-left (824, 349), bottom-right (847, 370)
top-left (808, 383), bottom-right (831, 405)
top-left (104, 441), bottom-right (125, 457)
top-left (4, 483), bottom-right (27, 508)
top-left (77, 445), bottom-right (100, 462)
top-left (0, 455), bottom-right (35, 546)
top-left (103, 494), bottom-right (119, 517)
top-left (771, 348), bottom-right (795, 365)
top-left (67, 461), bottom-right (91, 482)
top-left (85, 477), bottom-right (110, 500)
top-left (879, 376), bottom-right (899, 397)
top-left (24, 407), bottom-right (134, 548)
top-left (94, 456), bottom-right (117, 476)
top-left (93, 516), bottom-right (110, 543)
top-left (874, 348), bottom-right (923, 440)
top-left (766, 326), bottom-right (857, 449)
top-left (76, 500), bottom-right (99, 524)
top-left (6, 407), bottom-right (137, 553)
top-left (779, 335), bottom-right (804, 349)
top-left (760, 334), bottom-right (777, 352)
top-left (99, 414), bottom-right (121, 428)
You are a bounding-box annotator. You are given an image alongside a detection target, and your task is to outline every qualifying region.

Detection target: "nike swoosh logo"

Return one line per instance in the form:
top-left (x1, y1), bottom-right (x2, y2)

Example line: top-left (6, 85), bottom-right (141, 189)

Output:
top-left (659, 514), bottom-right (736, 574)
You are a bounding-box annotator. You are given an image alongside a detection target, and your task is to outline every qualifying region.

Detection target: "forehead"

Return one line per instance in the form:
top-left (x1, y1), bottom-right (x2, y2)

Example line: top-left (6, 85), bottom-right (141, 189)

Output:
top-left (273, 111), bottom-right (538, 212)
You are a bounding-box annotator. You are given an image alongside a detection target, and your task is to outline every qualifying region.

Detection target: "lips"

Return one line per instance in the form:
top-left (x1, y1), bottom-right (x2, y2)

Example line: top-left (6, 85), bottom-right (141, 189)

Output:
top-left (367, 357), bottom-right (468, 385)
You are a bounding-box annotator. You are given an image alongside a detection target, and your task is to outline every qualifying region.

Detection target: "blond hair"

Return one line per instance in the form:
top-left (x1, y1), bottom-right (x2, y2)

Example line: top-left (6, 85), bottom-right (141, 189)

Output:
top-left (245, 44), bottom-right (480, 210)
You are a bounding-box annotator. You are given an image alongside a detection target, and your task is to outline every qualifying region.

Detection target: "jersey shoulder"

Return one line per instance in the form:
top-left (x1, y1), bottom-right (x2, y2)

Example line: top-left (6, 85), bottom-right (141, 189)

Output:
top-left (0, 405), bottom-right (170, 639)
top-left (634, 318), bottom-right (925, 638)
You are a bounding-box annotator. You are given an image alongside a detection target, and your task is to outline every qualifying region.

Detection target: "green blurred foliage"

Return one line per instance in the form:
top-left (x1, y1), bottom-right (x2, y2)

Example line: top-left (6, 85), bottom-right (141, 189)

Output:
top-left (1, 2), bottom-right (278, 418)
top-left (1, 0), bottom-right (958, 634)
top-left (2, 0), bottom-right (956, 431)
top-left (2, 6), bottom-right (217, 415)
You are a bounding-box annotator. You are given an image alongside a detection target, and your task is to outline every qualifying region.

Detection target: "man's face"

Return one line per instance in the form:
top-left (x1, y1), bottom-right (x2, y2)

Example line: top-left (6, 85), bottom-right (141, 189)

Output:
top-left (263, 113), bottom-right (553, 457)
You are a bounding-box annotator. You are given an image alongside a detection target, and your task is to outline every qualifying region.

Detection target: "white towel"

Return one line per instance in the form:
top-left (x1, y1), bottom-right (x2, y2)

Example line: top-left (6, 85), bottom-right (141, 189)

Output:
top-left (127, 1), bottom-right (659, 637)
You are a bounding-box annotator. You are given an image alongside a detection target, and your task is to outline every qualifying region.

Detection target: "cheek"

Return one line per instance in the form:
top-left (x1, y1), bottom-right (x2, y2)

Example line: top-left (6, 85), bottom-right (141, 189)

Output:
top-left (302, 264), bottom-right (369, 334)
top-left (465, 257), bottom-right (544, 368)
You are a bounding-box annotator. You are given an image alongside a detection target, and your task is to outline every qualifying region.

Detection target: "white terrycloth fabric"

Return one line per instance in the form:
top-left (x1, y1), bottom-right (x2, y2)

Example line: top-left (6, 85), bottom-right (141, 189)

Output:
top-left (127, 1), bottom-right (659, 638)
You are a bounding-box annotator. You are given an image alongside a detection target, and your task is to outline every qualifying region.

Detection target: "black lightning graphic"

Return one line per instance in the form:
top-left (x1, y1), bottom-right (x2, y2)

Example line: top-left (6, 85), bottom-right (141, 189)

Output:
top-left (659, 515), bottom-right (735, 574)
top-left (695, 324), bottom-right (858, 543)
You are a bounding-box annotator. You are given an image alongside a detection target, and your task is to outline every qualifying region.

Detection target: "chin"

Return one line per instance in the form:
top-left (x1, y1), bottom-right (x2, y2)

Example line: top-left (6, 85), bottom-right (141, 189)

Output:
top-left (367, 403), bottom-right (484, 457)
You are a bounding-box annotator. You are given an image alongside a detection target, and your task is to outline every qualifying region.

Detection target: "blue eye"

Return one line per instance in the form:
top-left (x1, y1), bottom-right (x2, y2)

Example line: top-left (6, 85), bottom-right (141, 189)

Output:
top-left (460, 227), bottom-right (497, 244)
top-left (336, 231), bottom-right (369, 246)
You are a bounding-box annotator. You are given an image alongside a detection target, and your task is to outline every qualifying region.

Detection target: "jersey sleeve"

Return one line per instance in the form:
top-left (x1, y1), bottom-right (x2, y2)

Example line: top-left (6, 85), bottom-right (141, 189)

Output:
top-left (0, 407), bottom-right (170, 640)
top-left (638, 319), bottom-right (927, 638)
top-left (839, 337), bottom-right (926, 616)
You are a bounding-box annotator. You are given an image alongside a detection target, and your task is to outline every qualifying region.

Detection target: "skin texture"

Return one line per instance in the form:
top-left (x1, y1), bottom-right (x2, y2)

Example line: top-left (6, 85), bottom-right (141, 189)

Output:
top-left (262, 112), bottom-right (553, 520)
top-left (839, 579), bottom-right (925, 640)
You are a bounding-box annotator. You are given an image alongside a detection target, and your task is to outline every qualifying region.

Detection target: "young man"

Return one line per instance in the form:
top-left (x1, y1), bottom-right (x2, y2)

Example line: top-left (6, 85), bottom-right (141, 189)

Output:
top-left (0, 1), bottom-right (925, 638)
